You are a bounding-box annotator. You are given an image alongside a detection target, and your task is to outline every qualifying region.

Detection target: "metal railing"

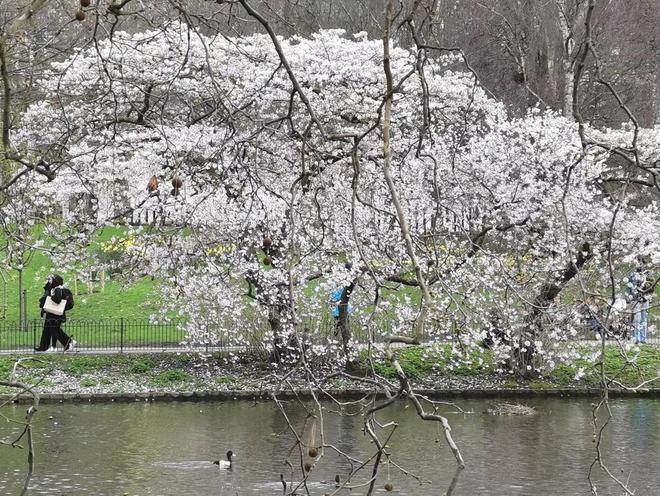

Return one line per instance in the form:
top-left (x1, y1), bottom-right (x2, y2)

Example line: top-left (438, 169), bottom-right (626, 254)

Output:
top-left (0, 316), bottom-right (385, 353)
top-left (0, 313), bottom-right (404, 354)
top-left (0, 313), bottom-right (656, 354)
top-left (0, 318), bottom-right (186, 353)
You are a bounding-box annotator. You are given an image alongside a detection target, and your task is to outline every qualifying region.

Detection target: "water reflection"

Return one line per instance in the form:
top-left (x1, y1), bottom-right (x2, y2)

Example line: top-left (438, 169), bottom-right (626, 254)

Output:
top-left (0, 398), bottom-right (659, 495)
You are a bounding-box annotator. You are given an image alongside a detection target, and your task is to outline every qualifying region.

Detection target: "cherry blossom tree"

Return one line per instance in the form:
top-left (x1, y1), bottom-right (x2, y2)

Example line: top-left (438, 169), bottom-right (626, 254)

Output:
top-left (10, 14), bottom-right (659, 365)
top-left (3, 1), bottom-right (660, 492)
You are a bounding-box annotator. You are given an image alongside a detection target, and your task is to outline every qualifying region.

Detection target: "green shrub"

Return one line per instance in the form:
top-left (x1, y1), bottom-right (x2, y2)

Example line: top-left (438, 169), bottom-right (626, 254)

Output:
top-left (129, 358), bottom-right (155, 374)
top-left (363, 345), bottom-right (493, 380)
top-left (550, 364), bottom-right (577, 385)
top-left (0, 359), bottom-right (11, 380)
top-left (149, 368), bottom-right (191, 386)
top-left (173, 354), bottom-right (192, 365)
top-left (214, 375), bottom-right (236, 385)
top-left (80, 378), bottom-right (98, 387)
top-left (64, 356), bottom-right (107, 376)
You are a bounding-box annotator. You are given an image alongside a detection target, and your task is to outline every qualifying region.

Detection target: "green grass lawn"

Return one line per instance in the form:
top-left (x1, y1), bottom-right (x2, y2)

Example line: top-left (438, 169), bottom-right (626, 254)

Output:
top-left (1, 226), bottom-right (161, 322)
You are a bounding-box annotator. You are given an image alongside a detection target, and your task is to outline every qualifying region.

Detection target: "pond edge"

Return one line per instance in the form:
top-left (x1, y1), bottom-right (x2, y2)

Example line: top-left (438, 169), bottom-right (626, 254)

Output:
top-left (3, 387), bottom-right (660, 404)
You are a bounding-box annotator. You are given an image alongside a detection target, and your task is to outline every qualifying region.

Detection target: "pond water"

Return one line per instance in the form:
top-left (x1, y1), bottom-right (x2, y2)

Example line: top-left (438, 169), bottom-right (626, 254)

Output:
top-left (1, 397), bottom-right (659, 495)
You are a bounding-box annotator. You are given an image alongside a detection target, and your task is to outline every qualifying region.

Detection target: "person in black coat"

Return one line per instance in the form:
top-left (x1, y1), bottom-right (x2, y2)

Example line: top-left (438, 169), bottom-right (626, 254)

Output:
top-left (35, 274), bottom-right (75, 352)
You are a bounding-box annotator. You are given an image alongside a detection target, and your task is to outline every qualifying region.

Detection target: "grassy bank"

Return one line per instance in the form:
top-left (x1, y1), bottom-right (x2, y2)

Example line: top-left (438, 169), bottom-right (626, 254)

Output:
top-left (2, 344), bottom-right (659, 397)
top-left (371, 344), bottom-right (660, 391)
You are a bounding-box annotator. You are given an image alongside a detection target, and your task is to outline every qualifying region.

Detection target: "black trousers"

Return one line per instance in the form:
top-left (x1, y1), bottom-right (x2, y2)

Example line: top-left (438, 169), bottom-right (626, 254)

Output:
top-left (37, 318), bottom-right (72, 350)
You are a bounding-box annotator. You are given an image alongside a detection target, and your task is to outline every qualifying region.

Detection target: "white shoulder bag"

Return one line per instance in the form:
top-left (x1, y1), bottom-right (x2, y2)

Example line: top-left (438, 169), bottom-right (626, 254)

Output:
top-left (43, 290), bottom-right (67, 316)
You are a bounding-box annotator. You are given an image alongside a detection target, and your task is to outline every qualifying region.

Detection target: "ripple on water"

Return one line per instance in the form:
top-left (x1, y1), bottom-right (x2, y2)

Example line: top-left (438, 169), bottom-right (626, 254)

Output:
top-left (2, 398), bottom-right (660, 495)
top-left (152, 460), bottom-right (219, 470)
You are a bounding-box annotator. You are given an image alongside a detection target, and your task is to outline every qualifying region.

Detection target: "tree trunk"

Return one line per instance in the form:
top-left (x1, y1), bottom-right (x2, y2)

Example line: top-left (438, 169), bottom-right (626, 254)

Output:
top-left (556, 1), bottom-right (575, 118)
top-left (652, 72), bottom-right (659, 126)
top-left (0, 37), bottom-right (13, 185)
top-left (382, 0), bottom-right (432, 339)
top-left (337, 280), bottom-right (356, 357)
top-left (268, 305), bottom-right (285, 364)
top-left (562, 60), bottom-right (574, 118)
top-left (530, 242), bottom-right (593, 319)
top-left (517, 242), bottom-right (593, 372)
top-left (0, 38), bottom-right (11, 154)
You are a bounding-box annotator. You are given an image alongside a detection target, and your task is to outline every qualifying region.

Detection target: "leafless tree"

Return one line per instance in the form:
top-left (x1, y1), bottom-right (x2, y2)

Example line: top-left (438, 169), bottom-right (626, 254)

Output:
top-left (0, 357), bottom-right (44, 496)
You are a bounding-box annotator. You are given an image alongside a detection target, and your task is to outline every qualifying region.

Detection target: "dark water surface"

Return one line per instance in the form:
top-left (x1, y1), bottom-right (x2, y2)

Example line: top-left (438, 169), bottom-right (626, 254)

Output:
top-left (1, 397), bottom-right (659, 495)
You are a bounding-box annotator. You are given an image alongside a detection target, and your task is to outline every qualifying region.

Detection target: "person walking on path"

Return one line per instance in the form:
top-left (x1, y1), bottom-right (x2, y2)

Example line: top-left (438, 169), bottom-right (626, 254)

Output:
top-left (35, 274), bottom-right (76, 352)
top-left (626, 266), bottom-right (653, 344)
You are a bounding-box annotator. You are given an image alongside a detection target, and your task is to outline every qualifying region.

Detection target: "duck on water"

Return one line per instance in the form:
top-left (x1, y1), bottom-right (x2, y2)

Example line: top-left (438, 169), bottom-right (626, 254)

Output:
top-left (213, 451), bottom-right (235, 468)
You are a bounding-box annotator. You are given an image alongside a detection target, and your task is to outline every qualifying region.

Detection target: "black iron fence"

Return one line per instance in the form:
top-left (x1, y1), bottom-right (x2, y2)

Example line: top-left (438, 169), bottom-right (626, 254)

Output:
top-left (0, 317), bottom-right (391, 354)
top-left (0, 319), bottom-right (187, 353)
top-left (4, 314), bottom-right (649, 354)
